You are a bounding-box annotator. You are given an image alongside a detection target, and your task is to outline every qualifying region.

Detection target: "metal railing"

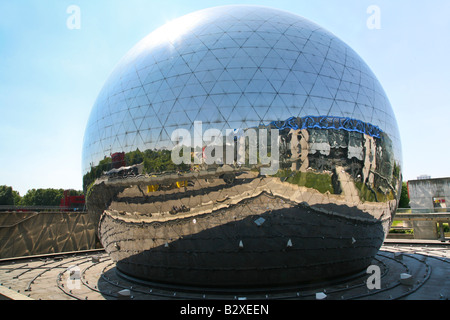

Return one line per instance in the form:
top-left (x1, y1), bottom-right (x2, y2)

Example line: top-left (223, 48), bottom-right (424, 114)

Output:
top-left (394, 208), bottom-right (450, 241)
top-left (397, 208), bottom-right (450, 214)
top-left (0, 205), bottom-right (87, 213)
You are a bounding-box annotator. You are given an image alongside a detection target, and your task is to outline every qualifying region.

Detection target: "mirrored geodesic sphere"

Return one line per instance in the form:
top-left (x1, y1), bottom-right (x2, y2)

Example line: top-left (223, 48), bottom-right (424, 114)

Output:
top-left (83, 5), bottom-right (402, 287)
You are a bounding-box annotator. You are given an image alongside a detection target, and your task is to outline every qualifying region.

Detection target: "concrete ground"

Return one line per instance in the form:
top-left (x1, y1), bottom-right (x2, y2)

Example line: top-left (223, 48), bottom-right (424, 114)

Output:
top-left (0, 239), bottom-right (448, 301)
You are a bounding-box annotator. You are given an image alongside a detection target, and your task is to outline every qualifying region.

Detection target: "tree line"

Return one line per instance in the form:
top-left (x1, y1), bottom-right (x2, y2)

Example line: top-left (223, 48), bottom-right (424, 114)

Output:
top-left (1, 179), bottom-right (411, 208)
top-left (0, 186), bottom-right (83, 207)
top-left (1, 182), bottom-right (411, 208)
top-left (83, 148), bottom-right (189, 192)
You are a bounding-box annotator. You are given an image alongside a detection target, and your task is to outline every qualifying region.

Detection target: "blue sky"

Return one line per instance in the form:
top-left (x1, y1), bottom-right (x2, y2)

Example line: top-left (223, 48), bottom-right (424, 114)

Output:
top-left (0, 0), bottom-right (449, 196)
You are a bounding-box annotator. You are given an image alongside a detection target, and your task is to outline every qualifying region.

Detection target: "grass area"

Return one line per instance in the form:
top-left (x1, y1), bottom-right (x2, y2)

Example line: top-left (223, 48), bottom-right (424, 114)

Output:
top-left (274, 170), bottom-right (334, 194)
top-left (389, 220), bottom-right (414, 234)
top-left (355, 181), bottom-right (376, 202)
top-left (439, 222), bottom-right (449, 233)
top-left (389, 228), bottom-right (414, 235)
top-left (391, 221), bottom-right (403, 227)
top-left (354, 181), bottom-right (395, 203)
top-left (390, 222), bottom-right (449, 236)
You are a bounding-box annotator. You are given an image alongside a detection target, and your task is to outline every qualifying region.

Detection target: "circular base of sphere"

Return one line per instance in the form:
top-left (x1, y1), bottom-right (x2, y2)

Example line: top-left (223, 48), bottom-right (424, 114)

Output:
top-left (97, 187), bottom-right (388, 287)
top-left (114, 262), bottom-right (370, 294)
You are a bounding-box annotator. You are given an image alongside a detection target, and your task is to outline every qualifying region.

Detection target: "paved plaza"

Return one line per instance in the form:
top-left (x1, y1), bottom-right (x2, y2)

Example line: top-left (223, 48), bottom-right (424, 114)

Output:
top-left (0, 239), bottom-right (448, 301)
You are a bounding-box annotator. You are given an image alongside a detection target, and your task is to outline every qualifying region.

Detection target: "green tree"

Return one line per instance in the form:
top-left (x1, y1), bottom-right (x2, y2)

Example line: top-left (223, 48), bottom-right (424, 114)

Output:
top-left (0, 185), bottom-right (16, 205)
top-left (399, 182), bottom-right (410, 208)
top-left (83, 156), bottom-right (112, 192)
top-left (20, 189), bottom-right (65, 206)
top-left (12, 190), bottom-right (21, 205)
top-left (126, 149), bottom-right (144, 166)
top-left (66, 189), bottom-right (84, 196)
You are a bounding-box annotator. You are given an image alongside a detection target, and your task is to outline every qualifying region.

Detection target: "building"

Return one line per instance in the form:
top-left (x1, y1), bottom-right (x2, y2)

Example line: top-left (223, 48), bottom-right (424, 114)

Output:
top-left (408, 177), bottom-right (450, 239)
top-left (83, 5), bottom-right (402, 287)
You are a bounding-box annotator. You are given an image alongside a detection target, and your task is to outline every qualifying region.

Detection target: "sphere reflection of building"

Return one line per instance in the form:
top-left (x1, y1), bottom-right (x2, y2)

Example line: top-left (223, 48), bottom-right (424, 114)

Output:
top-left (82, 5), bottom-right (402, 287)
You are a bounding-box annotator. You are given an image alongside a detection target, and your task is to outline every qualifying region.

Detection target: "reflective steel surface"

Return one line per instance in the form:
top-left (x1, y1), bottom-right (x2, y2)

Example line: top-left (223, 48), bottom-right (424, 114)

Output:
top-left (82, 5), bottom-right (403, 287)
